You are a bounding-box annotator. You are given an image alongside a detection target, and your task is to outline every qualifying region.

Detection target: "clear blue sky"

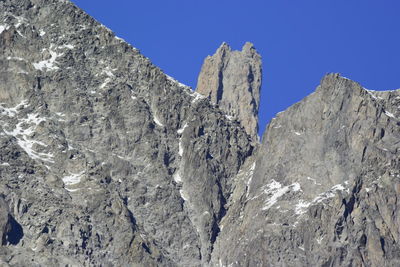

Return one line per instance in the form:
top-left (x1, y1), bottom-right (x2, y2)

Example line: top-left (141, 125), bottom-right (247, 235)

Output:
top-left (71, 0), bottom-right (400, 136)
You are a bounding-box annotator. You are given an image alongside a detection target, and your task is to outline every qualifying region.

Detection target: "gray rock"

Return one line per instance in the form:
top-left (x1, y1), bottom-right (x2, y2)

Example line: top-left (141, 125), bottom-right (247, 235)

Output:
top-left (196, 42), bottom-right (262, 139)
top-left (1, 0), bottom-right (400, 266)
top-left (0, 196), bottom-right (10, 245)
top-left (211, 74), bottom-right (400, 266)
top-left (0, 0), bottom-right (253, 265)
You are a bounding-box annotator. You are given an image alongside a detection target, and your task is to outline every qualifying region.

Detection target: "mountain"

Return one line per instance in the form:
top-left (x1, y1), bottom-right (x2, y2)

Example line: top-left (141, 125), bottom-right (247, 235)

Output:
top-left (1, 0), bottom-right (400, 266)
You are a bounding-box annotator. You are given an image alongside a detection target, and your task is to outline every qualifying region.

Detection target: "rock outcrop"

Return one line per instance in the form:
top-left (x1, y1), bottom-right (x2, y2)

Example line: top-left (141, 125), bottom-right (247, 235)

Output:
top-left (196, 42), bottom-right (262, 139)
top-left (211, 74), bottom-right (400, 266)
top-left (1, 0), bottom-right (400, 266)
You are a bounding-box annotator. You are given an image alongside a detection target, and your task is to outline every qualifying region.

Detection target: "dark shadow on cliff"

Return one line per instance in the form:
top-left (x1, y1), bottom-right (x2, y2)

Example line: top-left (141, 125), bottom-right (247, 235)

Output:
top-left (6, 216), bottom-right (23, 245)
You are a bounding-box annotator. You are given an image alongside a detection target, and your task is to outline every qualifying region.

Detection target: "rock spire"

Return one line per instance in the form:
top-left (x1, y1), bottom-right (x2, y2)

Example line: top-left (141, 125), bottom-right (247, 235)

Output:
top-left (196, 42), bottom-right (262, 139)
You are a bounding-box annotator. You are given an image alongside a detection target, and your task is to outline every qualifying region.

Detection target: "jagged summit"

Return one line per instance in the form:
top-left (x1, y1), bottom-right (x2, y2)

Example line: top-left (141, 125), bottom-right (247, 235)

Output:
top-left (196, 41), bottom-right (262, 139)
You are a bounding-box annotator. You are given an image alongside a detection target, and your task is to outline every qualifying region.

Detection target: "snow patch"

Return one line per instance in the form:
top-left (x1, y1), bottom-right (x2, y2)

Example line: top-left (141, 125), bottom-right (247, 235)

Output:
top-left (246, 162), bottom-right (256, 198)
top-left (153, 115), bottom-right (164, 127)
top-left (39, 29), bottom-right (46, 36)
top-left (177, 122), bottom-right (188, 134)
top-left (295, 183), bottom-right (348, 215)
top-left (3, 113), bottom-right (53, 163)
top-left (62, 171), bottom-right (84, 186)
top-left (99, 77), bottom-right (112, 89)
top-left (294, 131), bottom-right (302, 136)
top-left (178, 139), bottom-right (184, 156)
top-left (1, 102), bottom-right (54, 163)
top-left (166, 74), bottom-right (187, 88)
top-left (180, 189), bottom-right (189, 201)
top-left (33, 46), bottom-right (62, 71)
top-left (0, 24), bottom-right (9, 34)
top-left (191, 92), bottom-right (205, 103)
top-left (0, 100), bottom-right (29, 117)
top-left (98, 66), bottom-right (117, 89)
top-left (262, 180), bottom-right (290, 210)
top-left (291, 182), bottom-right (302, 192)
top-left (225, 115), bottom-right (234, 121)
top-left (384, 110), bottom-right (395, 118)
top-left (58, 44), bottom-right (75, 50)
top-left (295, 200), bottom-right (311, 215)
top-left (0, 163), bottom-right (10, 167)
top-left (173, 172), bottom-right (182, 183)
top-left (7, 56), bottom-right (25, 61)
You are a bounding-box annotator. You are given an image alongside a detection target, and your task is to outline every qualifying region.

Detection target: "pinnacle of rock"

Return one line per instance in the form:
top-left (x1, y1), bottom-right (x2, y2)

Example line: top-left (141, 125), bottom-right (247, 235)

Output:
top-left (196, 42), bottom-right (262, 139)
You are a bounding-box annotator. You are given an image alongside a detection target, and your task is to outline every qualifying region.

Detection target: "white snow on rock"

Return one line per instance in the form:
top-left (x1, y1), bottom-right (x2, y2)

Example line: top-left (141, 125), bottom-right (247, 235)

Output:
top-left (177, 122), bottom-right (188, 134)
top-left (58, 44), bottom-right (75, 50)
top-left (153, 115), bottom-right (164, 127)
top-left (191, 92), bottom-right (205, 103)
top-left (261, 179), bottom-right (304, 211)
top-left (3, 113), bottom-right (53, 163)
top-left (99, 77), bottom-right (112, 89)
top-left (295, 183), bottom-right (348, 215)
top-left (262, 180), bottom-right (291, 210)
top-left (180, 189), bottom-right (189, 201)
top-left (99, 66), bottom-right (117, 89)
top-left (0, 24), bottom-right (9, 34)
top-left (62, 171), bottom-right (85, 186)
top-left (384, 110), bottom-right (395, 118)
top-left (166, 74), bottom-right (187, 88)
top-left (178, 139), bottom-right (184, 156)
top-left (173, 172), bottom-right (182, 183)
top-left (225, 115), bottom-right (234, 121)
top-left (7, 56), bottom-right (26, 61)
top-left (0, 100), bottom-right (29, 117)
top-left (295, 200), bottom-right (311, 215)
top-left (294, 131), bottom-right (302, 136)
top-left (1, 101), bottom-right (54, 163)
top-left (246, 162), bottom-right (256, 198)
top-left (33, 46), bottom-right (63, 71)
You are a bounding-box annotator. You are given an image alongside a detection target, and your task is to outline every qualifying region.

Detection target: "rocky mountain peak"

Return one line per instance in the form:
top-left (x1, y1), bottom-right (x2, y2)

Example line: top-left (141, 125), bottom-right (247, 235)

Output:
top-left (2, 0), bottom-right (400, 266)
top-left (196, 41), bottom-right (262, 139)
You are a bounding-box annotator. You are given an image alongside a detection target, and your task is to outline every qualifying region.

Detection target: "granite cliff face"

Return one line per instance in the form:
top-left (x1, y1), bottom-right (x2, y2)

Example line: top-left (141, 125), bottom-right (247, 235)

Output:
top-left (212, 74), bottom-right (400, 266)
top-left (1, 0), bottom-right (400, 267)
top-left (0, 0), bottom-right (253, 265)
top-left (196, 42), bottom-right (262, 139)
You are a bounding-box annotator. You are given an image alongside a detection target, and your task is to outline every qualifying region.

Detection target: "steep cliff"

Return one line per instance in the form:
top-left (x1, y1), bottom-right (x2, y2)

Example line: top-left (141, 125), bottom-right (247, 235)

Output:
top-left (212, 74), bottom-right (400, 266)
top-left (196, 42), bottom-right (262, 139)
top-left (0, 0), bottom-right (253, 266)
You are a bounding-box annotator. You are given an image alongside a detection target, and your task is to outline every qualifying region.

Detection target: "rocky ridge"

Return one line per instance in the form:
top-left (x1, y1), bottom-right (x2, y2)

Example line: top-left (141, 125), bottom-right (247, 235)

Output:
top-left (1, 0), bottom-right (400, 266)
top-left (0, 0), bottom-right (252, 265)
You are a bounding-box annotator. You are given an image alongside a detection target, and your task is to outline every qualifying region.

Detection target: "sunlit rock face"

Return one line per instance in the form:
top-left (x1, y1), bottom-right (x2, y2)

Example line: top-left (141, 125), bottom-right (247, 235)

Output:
top-left (196, 42), bottom-right (262, 140)
top-left (212, 74), bottom-right (400, 267)
top-left (1, 0), bottom-right (400, 266)
top-left (0, 0), bottom-right (253, 265)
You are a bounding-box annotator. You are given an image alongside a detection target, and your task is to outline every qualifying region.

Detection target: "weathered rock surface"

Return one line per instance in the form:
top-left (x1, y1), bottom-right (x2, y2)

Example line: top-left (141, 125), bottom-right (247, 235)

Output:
top-left (0, 0), bottom-right (253, 266)
top-left (196, 42), bottom-right (262, 139)
top-left (1, 0), bottom-right (400, 266)
top-left (211, 74), bottom-right (400, 266)
top-left (0, 196), bottom-right (11, 245)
